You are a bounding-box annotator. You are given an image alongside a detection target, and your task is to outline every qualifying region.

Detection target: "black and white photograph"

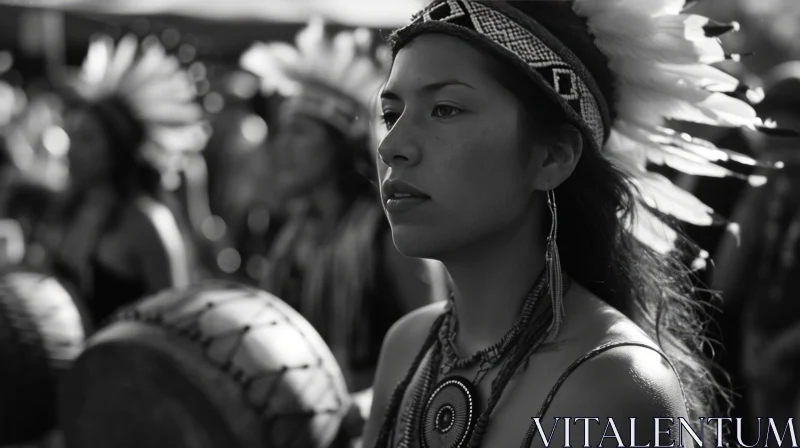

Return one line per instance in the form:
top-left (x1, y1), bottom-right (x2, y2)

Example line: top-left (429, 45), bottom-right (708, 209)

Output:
top-left (0, 0), bottom-right (799, 447)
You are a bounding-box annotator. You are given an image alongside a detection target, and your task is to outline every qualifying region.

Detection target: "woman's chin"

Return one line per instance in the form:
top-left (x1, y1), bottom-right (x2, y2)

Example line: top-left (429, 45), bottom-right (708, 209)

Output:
top-left (389, 228), bottom-right (446, 260)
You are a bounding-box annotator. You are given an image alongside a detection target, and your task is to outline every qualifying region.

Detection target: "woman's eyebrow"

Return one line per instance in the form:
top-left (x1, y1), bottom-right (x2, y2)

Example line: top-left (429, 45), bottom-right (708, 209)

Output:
top-left (381, 79), bottom-right (476, 101)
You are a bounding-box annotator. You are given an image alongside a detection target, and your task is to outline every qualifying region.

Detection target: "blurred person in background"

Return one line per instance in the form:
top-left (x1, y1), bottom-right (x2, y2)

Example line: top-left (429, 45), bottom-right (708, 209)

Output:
top-left (713, 61), bottom-right (800, 443)
top-left (0, 79), bottom-right (70, 263)
top-left (0, 61), bottom-right (86, 448)
top-left (193, 70), bottom-right (281, 282)
top-left (46, 33), bottom-right (208, 326)
top-left (240, 19), bottom-right (447, 405)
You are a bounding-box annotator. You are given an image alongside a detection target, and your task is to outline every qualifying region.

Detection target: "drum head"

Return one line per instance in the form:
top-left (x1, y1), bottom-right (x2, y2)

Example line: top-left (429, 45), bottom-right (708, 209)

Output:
top-left (60, 281), bottom-right (352, 448)
top-left (0, 269), bottom-right (87, 445)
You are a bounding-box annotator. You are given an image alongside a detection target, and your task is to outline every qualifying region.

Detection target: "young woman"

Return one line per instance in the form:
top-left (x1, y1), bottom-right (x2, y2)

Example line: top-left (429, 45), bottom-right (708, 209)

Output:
top-left (362, 1), bottom-right (778, 447)
top-left (49, 34), bottom-right (207, 326)
top-left (241, 20), bottom-right (447, 399)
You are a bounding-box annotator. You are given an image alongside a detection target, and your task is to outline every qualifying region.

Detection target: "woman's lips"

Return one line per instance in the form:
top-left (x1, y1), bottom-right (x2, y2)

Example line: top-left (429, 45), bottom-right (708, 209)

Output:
top-left (381, 178), bottom-right (431, 214)
top-left (384, 195), bottom-right (430, 214)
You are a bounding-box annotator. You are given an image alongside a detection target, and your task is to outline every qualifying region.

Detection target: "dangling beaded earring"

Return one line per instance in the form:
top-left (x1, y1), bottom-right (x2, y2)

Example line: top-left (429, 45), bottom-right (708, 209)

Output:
top-left (546, 189), bottom-right (565, 336)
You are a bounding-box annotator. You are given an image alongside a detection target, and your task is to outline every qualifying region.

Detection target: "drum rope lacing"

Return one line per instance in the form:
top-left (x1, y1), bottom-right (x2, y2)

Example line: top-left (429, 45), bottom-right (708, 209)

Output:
top-left (109, 281), bottom-right (348, 442)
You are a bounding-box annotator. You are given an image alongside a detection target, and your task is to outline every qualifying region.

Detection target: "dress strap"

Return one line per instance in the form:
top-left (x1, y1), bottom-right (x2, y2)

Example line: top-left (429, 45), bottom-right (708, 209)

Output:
top-left (519, 340), bottom-right (687, 448)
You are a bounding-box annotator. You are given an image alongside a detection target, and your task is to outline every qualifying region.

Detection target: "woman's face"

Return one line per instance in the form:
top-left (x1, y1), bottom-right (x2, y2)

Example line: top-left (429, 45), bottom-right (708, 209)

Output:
top-left (268, 114), bottom-right (338, 200)
top-left (378, 34), bottom-right (549, 259)
top-left (64, 108), bottom-right (111, 187)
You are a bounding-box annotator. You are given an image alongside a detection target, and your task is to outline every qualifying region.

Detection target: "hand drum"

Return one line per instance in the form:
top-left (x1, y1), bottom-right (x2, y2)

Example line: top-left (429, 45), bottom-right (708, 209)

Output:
top-left (0, 269), bottom-right (87, 445)
top-left (59, 281), bottom-right (352, 448)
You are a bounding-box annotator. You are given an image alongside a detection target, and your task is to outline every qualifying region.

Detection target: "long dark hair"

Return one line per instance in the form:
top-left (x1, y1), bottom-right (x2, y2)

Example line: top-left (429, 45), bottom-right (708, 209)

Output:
top-left (506, 0), bottom-right (726, 432)
top-left (319, 120), bottom-right (380, 206)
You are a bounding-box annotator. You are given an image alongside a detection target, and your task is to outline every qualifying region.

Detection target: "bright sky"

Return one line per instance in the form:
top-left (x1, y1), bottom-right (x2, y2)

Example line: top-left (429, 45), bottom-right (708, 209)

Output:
top-left (2, 0), bottom-right (425, 27)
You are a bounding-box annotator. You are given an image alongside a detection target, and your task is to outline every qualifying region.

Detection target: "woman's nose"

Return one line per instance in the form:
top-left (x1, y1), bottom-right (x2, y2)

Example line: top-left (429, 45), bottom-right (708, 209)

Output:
top-left (377, 121), bottom-right (421, 168)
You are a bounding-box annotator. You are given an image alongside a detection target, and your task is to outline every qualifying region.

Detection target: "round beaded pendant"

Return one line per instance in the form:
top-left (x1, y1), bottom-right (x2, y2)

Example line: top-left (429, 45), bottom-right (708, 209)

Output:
top-left (421, 376), bottom-right (478, 448)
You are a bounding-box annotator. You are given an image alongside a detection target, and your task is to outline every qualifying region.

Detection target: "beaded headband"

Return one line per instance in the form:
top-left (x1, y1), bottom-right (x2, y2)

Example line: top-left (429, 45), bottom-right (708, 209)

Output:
top-left (392, 0), bottom-right (609, 153)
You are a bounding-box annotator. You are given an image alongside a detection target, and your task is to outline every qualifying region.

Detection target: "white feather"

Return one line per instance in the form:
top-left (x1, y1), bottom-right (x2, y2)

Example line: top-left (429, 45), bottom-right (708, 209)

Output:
top-left (329, 33), bottom-right (358, 87)
top-left (649, 127), bottom-right (765, 166)
top-left (654, 14), bottom-right (713, 41)
top-left (614, 60), bottom-right (740, 93)
top-left (580, 9), bottom-right (725, 64)
top-left (632, 171), bottom-right (714, 225)
top-left (608, 121), bottom-right (767, 184)
top-left (104, 34), bottom-right (139, 90)
top-left (660, 63), bottom-right (740, 92)
top-left (695, 93), bottom-right (761, 128)
top-left (628, 202), bottom-right (678, 255)
top-left (81, 36), bottom-right (114, 94)
top-left (123, 55), bottom-right (181, 97)
top-left (605, 128), bottom-right (649, 169)
top-left (119, 43), bottom-right (168, 91)
top-left (658, 153), bottom-right (734, 177)
top-left (241, 42), bottom-right (302, 96)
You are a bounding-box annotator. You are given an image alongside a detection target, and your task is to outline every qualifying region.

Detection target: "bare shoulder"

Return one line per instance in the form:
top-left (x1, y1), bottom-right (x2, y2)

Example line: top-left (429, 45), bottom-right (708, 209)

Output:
top-left (554, 343), bottom-right (687, 415)
top-left (558, 281), bottom-right (685, 413)
top-left (532, 283), bottom-right (690, 447)
top-left (532, 345), bottom-right (690, 447)
top-left (361, 301), bottom-right (447, 446)
top-left (390, 301), bottom-right (448, 339)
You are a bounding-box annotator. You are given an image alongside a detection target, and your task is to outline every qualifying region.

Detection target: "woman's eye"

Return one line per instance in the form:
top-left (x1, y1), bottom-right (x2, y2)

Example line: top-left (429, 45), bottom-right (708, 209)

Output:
top-left (432, 105), bottom-right (462, 119)
top-left (380, 111), bottom-right (400, 130)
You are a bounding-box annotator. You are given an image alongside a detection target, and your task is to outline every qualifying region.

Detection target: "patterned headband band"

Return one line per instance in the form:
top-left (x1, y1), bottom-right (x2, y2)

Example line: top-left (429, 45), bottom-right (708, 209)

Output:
top-left (390, 0), bottom-right (611, 153)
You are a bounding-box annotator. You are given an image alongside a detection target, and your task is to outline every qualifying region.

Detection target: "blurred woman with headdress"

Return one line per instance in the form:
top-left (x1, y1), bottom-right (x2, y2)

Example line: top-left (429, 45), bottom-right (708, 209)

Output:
top-left (240, 19), bottom-right (447, 397)
top-left (0, 65), bottom-right (88, 446)
top-left (46, 33), bottom-right (208, 326)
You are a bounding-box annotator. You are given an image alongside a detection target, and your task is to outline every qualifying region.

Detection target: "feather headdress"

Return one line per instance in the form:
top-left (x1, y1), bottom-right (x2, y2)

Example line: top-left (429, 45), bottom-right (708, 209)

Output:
top-left (69, 34), bottom-right (209, 175)
top-left (240, 17), bottom-right (391, 143)
top-left (390, 0), bottom-right (792, 260)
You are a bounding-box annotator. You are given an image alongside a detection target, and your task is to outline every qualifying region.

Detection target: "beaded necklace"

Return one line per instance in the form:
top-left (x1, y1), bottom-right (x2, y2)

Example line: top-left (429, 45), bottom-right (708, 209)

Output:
top-left (394, 272), bottom-right (563, 448)
top-left (438, 276), bottom-right (547, 384)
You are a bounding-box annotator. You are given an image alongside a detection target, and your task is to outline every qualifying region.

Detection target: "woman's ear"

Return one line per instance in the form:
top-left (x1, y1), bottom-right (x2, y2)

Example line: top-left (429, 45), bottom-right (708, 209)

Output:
top-left (532, 123), bottom-right (583, 191)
